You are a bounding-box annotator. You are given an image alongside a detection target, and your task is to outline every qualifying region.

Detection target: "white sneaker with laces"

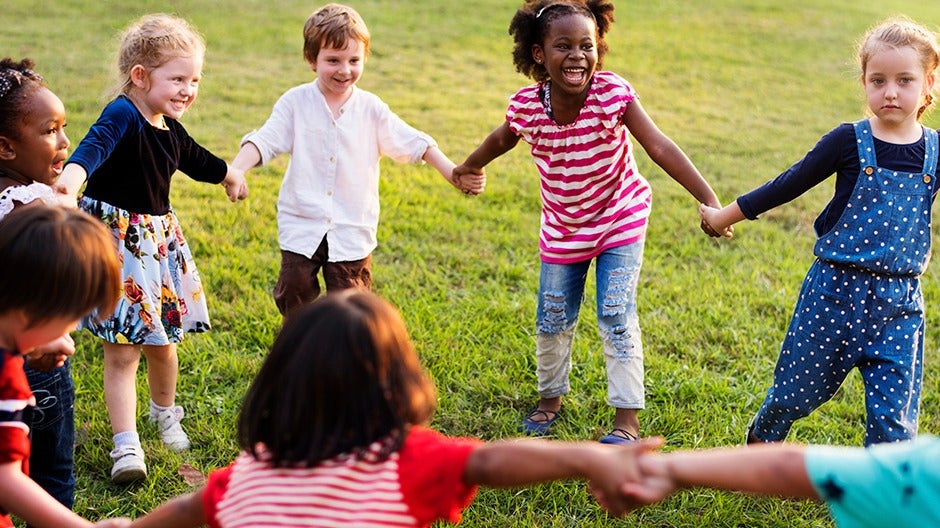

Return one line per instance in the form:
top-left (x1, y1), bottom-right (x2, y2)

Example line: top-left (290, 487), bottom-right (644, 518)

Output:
top-left (110, 444), bottom-right (147, 484)
top-left (150, 405), bottom-right (191, 451)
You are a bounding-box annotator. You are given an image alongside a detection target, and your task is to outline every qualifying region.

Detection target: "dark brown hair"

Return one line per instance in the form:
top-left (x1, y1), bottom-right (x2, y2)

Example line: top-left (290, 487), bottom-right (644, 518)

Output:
top-left (0, 58), bottom-right (47, 140)
top-left (0, 205), bottom-right (121, 326)
top-left (237, 289), bottom-right (436, 467)
top-left (509, 0), bottom-right (615, 82)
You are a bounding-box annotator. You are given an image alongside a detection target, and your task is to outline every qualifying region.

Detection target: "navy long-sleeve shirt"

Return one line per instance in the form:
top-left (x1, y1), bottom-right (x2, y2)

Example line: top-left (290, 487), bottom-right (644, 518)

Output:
top-left (737, 122), bottom-right (940, 237)
top-left (67, 95), bottom-right (226, 215)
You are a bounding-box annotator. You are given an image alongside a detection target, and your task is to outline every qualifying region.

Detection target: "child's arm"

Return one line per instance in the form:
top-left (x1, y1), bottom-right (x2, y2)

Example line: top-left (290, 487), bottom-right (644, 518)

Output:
top-left (25, 333), bottom-right (75, 372)
top-left (463, 437), bottom-right (658, 516)
top-left (0, 461), bottom-right (95, 527)
top-left (698, 201), bottom-right (746, 236)
top-left (423, 146), bottom-right (485, 195)
top-left (54, 163), bottom-right (88, 207)
top-left (618, 442), bottom-right (817, 510)
top-left (454, 122), bottom-right (520, 179)
top-left (127, 489), bottom-right (207, 528)
top-left (622, 101), bottom-right (731, 237)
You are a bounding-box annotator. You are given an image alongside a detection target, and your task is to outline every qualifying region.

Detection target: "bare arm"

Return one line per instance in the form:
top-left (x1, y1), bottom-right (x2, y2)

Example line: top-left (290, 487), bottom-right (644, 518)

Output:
top-left (620, 442), bottom-right (817, 509)
top-left (453, 122), bottom-right (520, 178)
top-left (54, 163), bottom-right (88, 207)
top-left (623, 101), bottom-right (731, 237)
top-left (464, 437), bottom-right (658, 516)
top-left (0, 461), bottom-right (93, 527)
top-left (424, 145), bottom-right (486, 195)
top-left (128, 489), bottom-right (207, 528)
top-left (698, 201), bottom-right (746, 234)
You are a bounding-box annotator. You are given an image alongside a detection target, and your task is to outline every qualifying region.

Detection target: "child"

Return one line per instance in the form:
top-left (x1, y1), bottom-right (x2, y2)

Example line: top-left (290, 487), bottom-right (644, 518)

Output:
top-left (56, 13), bottom-right (248, 483)
top-left (125, 290), bottom-right (640, 527)
top-left (227, 3), bottom-right (485, 318)
top-left (0, 57), bottom-right (80, 513)
top-left (699, 18), bottom-right (940, 446)
top-left (594, 435), bottom-right (940, 527)
top-left (452, 0), bottom-right (726, 444)
top-left (0, 205), bottom-right (126, 528)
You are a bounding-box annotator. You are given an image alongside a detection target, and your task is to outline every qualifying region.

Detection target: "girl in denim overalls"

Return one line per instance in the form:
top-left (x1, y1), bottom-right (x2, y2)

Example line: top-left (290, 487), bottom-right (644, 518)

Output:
top-left (701, 18), bottom-right (940, 446)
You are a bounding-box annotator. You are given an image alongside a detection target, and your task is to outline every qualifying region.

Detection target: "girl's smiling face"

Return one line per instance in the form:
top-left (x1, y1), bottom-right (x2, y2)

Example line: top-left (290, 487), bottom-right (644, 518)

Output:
top-left (533, 13), bottom-right (598, 97)
top-left (0, 86), bottom-right (69, 186)
top-left (131, 54), bottom-right (203, 126)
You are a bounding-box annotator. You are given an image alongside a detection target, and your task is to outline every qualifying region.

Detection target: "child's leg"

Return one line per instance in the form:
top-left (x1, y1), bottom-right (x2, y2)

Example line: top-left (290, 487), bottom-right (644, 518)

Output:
top-left (750, 262), bottom-right (856, 442)
top-left (274, 247), bottom-right (325, 317)
top-left (521, 260), bottom-right (589, 435)
top-left (143, 344), bottom-right (190, 451)
top-left (25, 360), bottom-right (75, 509)
top-left (858, 277), bottom-right (924, 445)
top-left (103, 341), bottom-right (147, 483)
top-left (595, 244), bottom-right (644, 440)
top-left (323, 254), bottom-right (372, 292)
top-left (143, 344), bottom-right (178, 408)
top-left (104, 341), bottom-right (142, 436)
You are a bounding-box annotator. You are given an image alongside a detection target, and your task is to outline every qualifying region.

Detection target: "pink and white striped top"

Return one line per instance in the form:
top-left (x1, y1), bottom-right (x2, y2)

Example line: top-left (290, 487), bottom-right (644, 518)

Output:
top-left (507, 70), bottom-right (652, 264)
top-left (204, 426), bottom-right (480, 528)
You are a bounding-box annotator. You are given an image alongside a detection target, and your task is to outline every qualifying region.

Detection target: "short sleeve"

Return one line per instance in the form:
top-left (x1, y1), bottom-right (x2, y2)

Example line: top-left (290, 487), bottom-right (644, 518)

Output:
top-left (805, 436), bottom-right (940, 527)
top-left (202, 464), bottom-right (234, 528)
top-left (397, 427), bottom-right (482, 525)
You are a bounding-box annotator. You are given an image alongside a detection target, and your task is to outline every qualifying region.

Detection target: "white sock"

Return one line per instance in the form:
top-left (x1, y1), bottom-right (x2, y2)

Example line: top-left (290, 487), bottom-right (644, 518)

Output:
top-left (150, 399), bottom-right (175, 415)
top-left (113, 431), bottom-right (140, 448)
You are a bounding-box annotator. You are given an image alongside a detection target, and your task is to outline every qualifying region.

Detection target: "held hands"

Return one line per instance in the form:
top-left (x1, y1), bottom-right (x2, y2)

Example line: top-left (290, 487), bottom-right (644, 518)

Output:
top-left (222, 167), bottom-right (249, 202)
top-left (698, 203), bottom-right (733, 238)
top-left (587, 437), bottom-right (666, 517)
top-left (451, 164), bottom-right (486, 195)
top-left (25, 333), bottom-right (75, 372)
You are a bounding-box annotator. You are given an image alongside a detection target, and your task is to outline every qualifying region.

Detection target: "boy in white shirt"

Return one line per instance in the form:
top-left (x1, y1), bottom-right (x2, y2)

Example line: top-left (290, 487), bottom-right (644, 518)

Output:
top-left (229, 3), bottom-right (483, 317)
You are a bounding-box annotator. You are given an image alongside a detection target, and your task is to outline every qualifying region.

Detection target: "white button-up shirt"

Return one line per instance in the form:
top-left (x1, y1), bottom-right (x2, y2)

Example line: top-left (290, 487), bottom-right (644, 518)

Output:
top-left (243, 81), bottom-right (435, 260)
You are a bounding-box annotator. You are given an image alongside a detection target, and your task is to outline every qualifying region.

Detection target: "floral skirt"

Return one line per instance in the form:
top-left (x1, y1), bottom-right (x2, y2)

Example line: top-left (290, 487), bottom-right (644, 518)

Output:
top-left (79, 197), bottom-right (210, 345)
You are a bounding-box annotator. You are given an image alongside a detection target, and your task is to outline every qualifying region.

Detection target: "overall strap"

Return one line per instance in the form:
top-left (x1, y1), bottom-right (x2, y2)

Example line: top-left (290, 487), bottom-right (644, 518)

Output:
top-left (923, 126), bottom-right (938, 176)
top-left (853, 119), bottom-right (877, 169)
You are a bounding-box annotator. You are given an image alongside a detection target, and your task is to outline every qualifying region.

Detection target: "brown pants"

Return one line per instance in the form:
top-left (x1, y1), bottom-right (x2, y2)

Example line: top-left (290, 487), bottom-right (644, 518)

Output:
top-left (273, 238), bottom-right (372, 317)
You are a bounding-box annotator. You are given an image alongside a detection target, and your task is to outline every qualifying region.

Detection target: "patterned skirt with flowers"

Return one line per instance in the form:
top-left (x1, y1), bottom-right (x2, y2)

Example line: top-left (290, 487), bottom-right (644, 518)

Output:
top-left (79, 197), bottom-right (211, 345)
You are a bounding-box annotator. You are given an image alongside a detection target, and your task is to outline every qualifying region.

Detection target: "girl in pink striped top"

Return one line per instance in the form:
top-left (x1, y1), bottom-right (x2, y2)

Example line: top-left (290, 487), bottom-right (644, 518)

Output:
top-left (454, 0), bottom-right (728, 444)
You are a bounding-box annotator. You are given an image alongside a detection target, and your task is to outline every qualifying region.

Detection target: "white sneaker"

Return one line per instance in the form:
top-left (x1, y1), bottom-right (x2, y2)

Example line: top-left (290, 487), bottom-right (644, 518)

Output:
top-left (110, 444), bottom-right (147, 484)
top-left (149, 405), bottom-right (191, 451)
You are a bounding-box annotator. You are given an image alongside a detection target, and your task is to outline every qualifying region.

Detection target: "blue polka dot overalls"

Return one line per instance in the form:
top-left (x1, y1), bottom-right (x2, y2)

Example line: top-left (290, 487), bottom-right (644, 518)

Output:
top-left (751, 119), bottom-right (939, 446)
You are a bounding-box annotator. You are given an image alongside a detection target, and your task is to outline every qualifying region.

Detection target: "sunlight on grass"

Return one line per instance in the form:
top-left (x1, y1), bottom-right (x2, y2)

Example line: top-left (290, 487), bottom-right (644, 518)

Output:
top-left (4, 0), bottom-right (940, 526)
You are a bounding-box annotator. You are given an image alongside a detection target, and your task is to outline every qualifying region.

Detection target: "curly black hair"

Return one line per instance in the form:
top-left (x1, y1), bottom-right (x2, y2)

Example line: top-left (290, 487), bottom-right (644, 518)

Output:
top-left (0, 57), bottom-right (46, 139)
top-left (509, 0), bottom-right (615, 82)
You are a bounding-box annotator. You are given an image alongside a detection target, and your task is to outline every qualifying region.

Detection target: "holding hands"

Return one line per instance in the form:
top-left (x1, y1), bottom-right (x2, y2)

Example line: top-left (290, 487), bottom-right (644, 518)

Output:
top-left (451, 164), bottom-right (486, 195)
top-left (222, 167), bottom-right (249, 202)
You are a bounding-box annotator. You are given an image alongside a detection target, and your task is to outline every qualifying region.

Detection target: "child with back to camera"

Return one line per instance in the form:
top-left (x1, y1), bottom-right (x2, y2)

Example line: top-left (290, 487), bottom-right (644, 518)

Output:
top-left (227, 3), bottom-right (485, 318)
top-left (0, 205), bottom-right (127, 528)
top-left (453, 0), bottom-right (728, 444)
top-left (700, 17), bottom-right (940, 446)
top-left (125, 290), bottom-right (642, 527)
top-left (591, 434), bottom-right (940, 527)
top-left (56, 13), bottom-right (248, 484)
top-left (0, 57), bottom-right (83, 517)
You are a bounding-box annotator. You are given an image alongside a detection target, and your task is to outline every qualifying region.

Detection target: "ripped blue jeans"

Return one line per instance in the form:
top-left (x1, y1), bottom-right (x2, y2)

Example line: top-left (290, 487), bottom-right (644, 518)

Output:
top-left (535, 242), bottom-right (644, 409)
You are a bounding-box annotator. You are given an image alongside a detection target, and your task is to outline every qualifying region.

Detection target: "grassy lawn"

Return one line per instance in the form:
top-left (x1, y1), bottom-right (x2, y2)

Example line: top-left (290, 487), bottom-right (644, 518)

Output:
top-left (5, 0), bottom-right (940, 526)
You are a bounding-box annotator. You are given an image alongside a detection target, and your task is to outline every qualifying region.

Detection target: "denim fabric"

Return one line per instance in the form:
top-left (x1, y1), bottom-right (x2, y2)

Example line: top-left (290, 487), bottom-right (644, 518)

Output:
top-left (25, 358), bottom-right (75, 511)
top-left (534, 243), bottom-right (645, 408)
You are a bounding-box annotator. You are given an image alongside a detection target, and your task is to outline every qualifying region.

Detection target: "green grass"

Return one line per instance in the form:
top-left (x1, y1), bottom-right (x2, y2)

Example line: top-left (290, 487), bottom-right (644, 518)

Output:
top-left (6, 0), bottom-right (940, 526)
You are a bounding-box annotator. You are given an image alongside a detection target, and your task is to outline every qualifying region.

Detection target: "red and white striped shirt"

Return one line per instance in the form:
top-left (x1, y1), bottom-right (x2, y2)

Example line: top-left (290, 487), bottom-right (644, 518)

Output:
top-left (204, 427), bottom-right (481, 528)
top-left (507, 71), bottom-right (652, 264)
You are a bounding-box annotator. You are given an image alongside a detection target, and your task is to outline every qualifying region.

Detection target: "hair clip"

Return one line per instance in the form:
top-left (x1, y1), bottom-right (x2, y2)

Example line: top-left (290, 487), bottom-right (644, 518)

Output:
top-left (536, 4), bottom-right (557, 19)
top-left (0, 68), bottom-right (41, 100)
